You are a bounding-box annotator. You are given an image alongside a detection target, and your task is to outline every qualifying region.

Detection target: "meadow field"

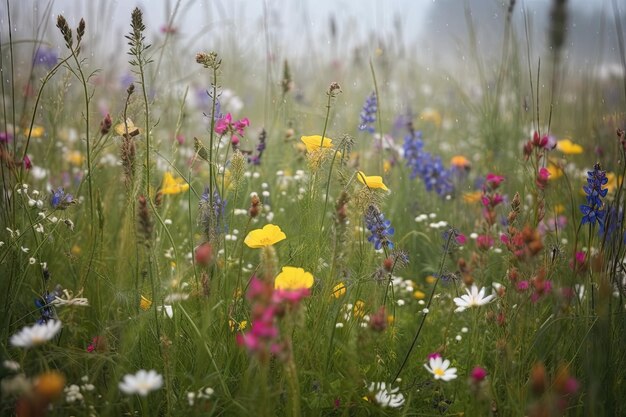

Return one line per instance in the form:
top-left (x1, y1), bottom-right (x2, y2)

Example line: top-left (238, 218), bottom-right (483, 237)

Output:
top-left (1, 0), bottom-right (626, 416)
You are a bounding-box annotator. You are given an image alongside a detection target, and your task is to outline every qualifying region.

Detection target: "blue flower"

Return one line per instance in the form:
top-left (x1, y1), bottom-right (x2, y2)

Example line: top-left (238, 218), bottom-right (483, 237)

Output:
top-left (34, 47), bottom-right (58, 69)
top-left (199, 187), bottom-right (227, 235)
top-left (402, 125), bottom-right (454, 197)
top-left (358, 92), bottom-right (377, 133)
top-left (50, 187), bottom-right (74, 210)
top-left (364, 205), bottom-right (394, 250)
top-left (580, 163), bottom-right (607, 229)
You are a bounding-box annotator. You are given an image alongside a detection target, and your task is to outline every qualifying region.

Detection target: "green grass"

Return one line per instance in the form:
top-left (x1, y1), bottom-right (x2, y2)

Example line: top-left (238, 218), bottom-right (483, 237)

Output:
top-left (1, 2), bottom-right (626, 416)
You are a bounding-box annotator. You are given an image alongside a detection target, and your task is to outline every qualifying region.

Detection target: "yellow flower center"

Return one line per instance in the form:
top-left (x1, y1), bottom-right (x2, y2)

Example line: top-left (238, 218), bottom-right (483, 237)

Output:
top-left (434, 368), bottom-right (445, 376)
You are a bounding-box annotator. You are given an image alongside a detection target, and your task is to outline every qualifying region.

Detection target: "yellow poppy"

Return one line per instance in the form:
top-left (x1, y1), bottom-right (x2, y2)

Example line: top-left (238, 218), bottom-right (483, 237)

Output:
top-left (413, 290), bottom-right (426, 300)
top-left (23, 125), bottom-right (45, 138)
top-left (462, 191), bottom-right (482, 203)
top-left (160, 172), bottom-right (189, 195)
top-left (547, 160), bottom-right (563, 180)
top-left (450, 155), bottom-right (471, 169)
top-left (274, 266), bottom-right (314, 290)
top-left (66, 151), bottom-right (84, 166)
top-left (244, 224), bottom-right (286, 248)
top-left (228, 319), bottom-right (248, 332)
top-left (556, 139), bottom-right (583, 154)
top-left (140, 295), bottom-right (152, 310)
top-left (353, 300), bottom-right (366, 318)
top-left (301, 135), bottom-right (333, 153)
top-left (332, 282), bottom-right (346, 299)
top-left (425, 275), bottom-right (437, 284)
top-left (357, 171), bottom-right (389, 191)
top-left (114, 118), bottom-right (140, 138)
top-left (419, 109), bottom-right (442, 127)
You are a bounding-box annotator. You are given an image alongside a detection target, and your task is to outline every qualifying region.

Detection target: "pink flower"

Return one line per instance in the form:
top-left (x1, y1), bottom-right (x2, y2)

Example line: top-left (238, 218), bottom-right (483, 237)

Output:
top-left (455, 233), bottom-right (467, 245)
top-left (536, 167), bottom-right (550, 189)
top-left (517, 280), bottom-right (529, 291)
top-left (476, 234), bottom-right (493, 251)
top-left (470, 366), bottom-right (487, 383)
top-left (485, 173), bottom-right (505, 189)
top-left (427, 352), bottom-right (442, 360)
top-left (214, 113), bottom-right (232, 135)
top-left (23, 155), bottom-right (32, 170)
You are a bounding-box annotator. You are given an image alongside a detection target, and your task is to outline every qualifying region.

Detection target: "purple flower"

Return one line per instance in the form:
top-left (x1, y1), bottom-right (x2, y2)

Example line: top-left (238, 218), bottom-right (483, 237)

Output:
top-left (34, 47), bottom-right (58, 69)
top-left (364, 205), bottom-right (394, 250)
top-left (358, 91), bottom-right (377, 133)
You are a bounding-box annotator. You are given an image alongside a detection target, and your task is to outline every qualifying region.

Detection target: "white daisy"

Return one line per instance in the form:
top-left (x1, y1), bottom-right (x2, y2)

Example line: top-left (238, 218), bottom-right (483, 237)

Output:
top-left (453, 284), bottom-right (495, 312)
top-left (9, 320), bottom-right (62, 348)
top-left (119, 369), bottom-right (163, 396)
top-left (424, 356), bottom-right (457, 381)
top-left (368, 382), bottom-right (405, 408)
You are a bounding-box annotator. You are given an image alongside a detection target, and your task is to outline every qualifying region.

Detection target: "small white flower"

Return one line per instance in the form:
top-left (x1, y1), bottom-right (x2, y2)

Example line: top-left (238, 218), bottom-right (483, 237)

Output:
top-left (422, 308), bottom-right (429, 314)
top-left (163, 293), bottom-right (189, 303)
top-left (164, 218), bottom-right (172, 225)
top-left (29, 257), bottom-right (36, 265)
top-left (368, 382), bottom-right (405, 408)
top-left (10, 320), bottom-right (62, 348)
top-left (20, 246), bottom-right (29, 253)
top-left (453, 284), bottom-right (495, 312)
top-left (2, 360), bottom-right (21, 371)
top-left (424, 356), bottom-right (457, 381)
top-left (119, 370), bottom-right (163, 396)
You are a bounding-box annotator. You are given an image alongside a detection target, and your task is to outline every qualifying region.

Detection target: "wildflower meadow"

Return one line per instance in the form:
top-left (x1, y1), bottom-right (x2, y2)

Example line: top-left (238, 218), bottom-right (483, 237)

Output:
top-left (2, 0), bottom-right (626, 416)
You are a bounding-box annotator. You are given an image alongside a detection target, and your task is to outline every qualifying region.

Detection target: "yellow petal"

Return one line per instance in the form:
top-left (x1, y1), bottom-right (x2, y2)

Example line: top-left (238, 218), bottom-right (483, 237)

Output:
top-left (114, 118), bottom-right (140, 137)
top-left (357, 171), bottom-right (389, 191)
top-left (556, 139), bottom-right (583, 155)
top-left (244, 224), bottom-right (287, 248)
top-left (160, 172), bottom-right (189, 195)
top-left (274, 266), bottom-right (314, 290)
top-left (300, 135), bottom-right (333, 153)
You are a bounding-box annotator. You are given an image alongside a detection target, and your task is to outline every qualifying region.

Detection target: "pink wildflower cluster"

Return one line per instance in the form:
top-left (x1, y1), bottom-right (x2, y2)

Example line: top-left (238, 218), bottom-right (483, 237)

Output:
top-left (481, 173), bottom-right (505, 226)
top-left (236, 276), bottom-right (309, 362)
top-left (215, 113), bottom-right (249, 147)
top-left (524, 131), bottom-right (556, 159)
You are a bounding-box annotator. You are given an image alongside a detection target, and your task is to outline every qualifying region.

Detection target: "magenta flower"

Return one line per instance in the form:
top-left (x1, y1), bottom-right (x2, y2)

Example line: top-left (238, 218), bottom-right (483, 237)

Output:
top-left (485, 173), bottom-right (505, 189)
top-left (214, 113), bottom-right (250, 151)
top-left (470, 366), bottom-right (488, 383)
top-left (23, 155), bottom-right (32, 170)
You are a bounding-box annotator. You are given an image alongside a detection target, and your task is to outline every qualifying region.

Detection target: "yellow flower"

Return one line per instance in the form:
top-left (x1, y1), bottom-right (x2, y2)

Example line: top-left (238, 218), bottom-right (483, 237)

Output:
top-left (229, 319), bottom-right (248, 332)
top-left (357, 171), bottom-right (389, 191)
top-left (244, 224), bottom-right (286, 248)
top-left (450, 155), bottom-right (471, 169)
top-left (606, 172), bottom-right (623, 194)
top-left (23, 125), bottom-right (45, 138)
top-left (547, 159), bottom-right (563, 180)
top-left (160, 172), bottom-right (189, 195)
top-left (556, 139), bottom-right (583, 154)
top-left (413, 290), bottom-right (426, 300)
top-left (301, 135), bottom-right (333, 153)
top-left (114, 118), bottom-right (140, 138)
top-left (419, 109), bottom-right (442, 127)
top-left (274, 266), bottom-right (314, 290)
top-left (554, 204), bottom-right (566, 215)
top-left (383, 160), bottom-right (392, 174)
top-left (66, 151), bottom-right (84, 166)
top-left (425, 275), bottom-right (437, 284)
top-left (140, 295), bottom-right (152, 310)
top-left (353, 300), bottom-right (366, 318)
top-left (332, 282), bottom-right (346, 299)
top-left (462, 191), bottom-right (482, 204)
top-left (34, 371), bottom-right (65, 401)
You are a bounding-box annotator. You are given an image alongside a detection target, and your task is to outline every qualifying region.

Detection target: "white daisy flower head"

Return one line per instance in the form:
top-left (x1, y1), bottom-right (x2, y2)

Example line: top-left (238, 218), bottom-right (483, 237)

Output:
top-left (368, 382), bottom-right (405, 408)
top-left (424, 356), bottom-right (457, 381)
top-left (10, 320), bottom-right (62, 348)
top-left (453, 284), bottom-right (495, 312)
top-left (119, 369), bottom-right (163, 396)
